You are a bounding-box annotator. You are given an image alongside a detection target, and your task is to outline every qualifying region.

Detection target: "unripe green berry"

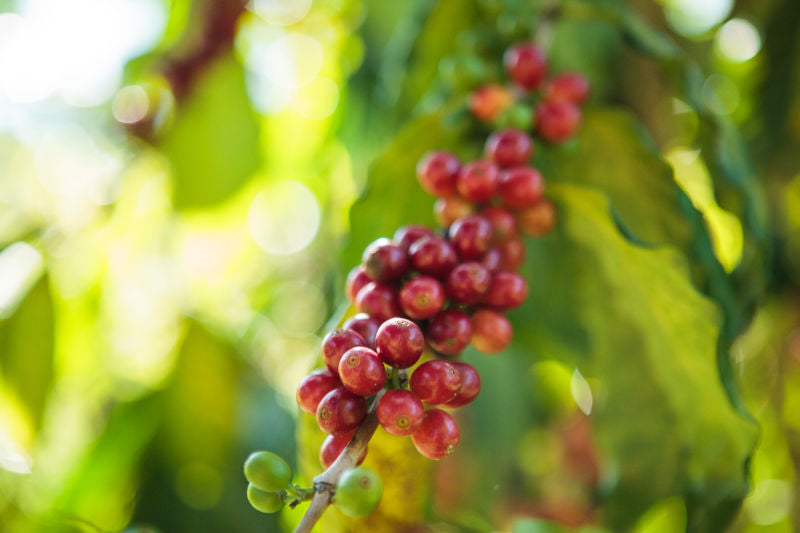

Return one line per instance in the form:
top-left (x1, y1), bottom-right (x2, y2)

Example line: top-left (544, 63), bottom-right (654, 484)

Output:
top-left (246, 483), bottom-right (283, 513)
top-left (244, 451), bottom-right (292, 491)
top-left (334, 467), bottom-right (383, 518)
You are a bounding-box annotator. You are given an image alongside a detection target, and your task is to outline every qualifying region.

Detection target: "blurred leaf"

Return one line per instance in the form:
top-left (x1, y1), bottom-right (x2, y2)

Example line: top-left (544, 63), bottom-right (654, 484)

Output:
top-left (159, 53), bottom-right (261, 209)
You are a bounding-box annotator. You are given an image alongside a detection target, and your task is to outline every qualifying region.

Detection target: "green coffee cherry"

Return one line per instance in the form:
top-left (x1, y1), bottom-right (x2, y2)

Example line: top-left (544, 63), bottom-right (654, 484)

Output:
top-left (333, 467), bottom-right (383, 518)
top-left (246, 483), bottom-right (283, 513)
top-left (244, 451), bottom-right (292, 492)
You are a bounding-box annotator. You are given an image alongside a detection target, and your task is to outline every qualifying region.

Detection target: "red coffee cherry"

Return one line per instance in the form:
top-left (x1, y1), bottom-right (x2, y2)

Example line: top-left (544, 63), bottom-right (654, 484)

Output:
top-left (445, 362), bottom-right (482, 408)
top-left (483, 271), bottom-right (528, 310)
top-left (498, 167), bottom-right (544, 209)
top-left (481, 206), bottom-right (517, 243)
top-left (448, 215), bottom-right (492, 260)
top-left (322, 329), bottom-right (367, 374)
top-left (468, 84), bottom-right (514, 122)
top-left (457, 161), bottom-right (499, 204)
top-left (409, 236), bottom-right (458, 278)
top-left (362, 238), bottom-right (409, 282)
top-left (377, 389), bottom-right (425, 436)
top-left (434, 196), bottom-right (474, 228)
top-left (544, 73), bottom-right (590, 105)
top-left (399, 276), bottom-right (446, 319)
top-left (445, 262), bottom-right (491, 306)
top-left (485, 129), bottom-right (532, 168)
top-left (394, 225), bottom-right (435, 252)
top-left (346, 266), bottom-right (372, 303)
top-left (355, 282), bottom-right (402, 321)
top-left (375, 317), bottom-right (425, 369)
top-left (497, 236), bottom-right (525, 271)
top-left (504, 43), bottom-right (547, 90)
top-left (316, 387), bottom-right (367, 435)
top-left (471, 309), bottom-right (513, 354)
top-left (412, 409), bottom-right (460, 459)
top-left (537, 99), bottom-right (581, 143)
top-left (297, 368), bottom-right (341, 414)
top-left (417, 151), bottom-right (460, 197)
top-left (343, 314), bottom-right (382, 349)
top-left (319, 431), bottom-right (367, 468)
top-left (427, 309), bottom-right (473, 355)
top-left (518, 199), bottom-right (557, 237)
top-left (482, 247), bottom-right (502, 271)
top-left (410, 360), bottom-right (462, 405)
top-left (338, 347), bottom-right (387, 397)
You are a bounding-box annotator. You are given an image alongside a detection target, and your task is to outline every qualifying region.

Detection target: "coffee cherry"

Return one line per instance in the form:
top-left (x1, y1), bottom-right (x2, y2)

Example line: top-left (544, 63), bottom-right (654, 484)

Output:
top-left (449, 215), bottom-right (492, 260)
top-left (417, 151), bottom-right (460, 197)
top-left (346, 266), bottom-right (372, 303)
top-left (320, 431), bottom-right (367, 468)
top-left (355, 282), bottom-right (402, 321)
top-left (482, 247), bottom-right (502, 271)
top-left (377, 389), bottom-right (425, 436)
top-left (537, 100), bottom-right (581, 143)
top-left (409, 236), bottom-right (458, 278)
top-left (485, 129), bottom-right (532, 168)
top-left (518, 199), bottom-right (557, 237)
top-left (427, 309), bottom-right (473, 355)
top-left (481, 206), bottom-right (517, 243)
top-left (498, 167), bottom-right (544, 209)
top-left (483, 271), bottom-right (528, 310)
top-left (497, 236), bottom-right (525, 271)
top-left (399, 276), bottom-right (446, 319)
top-left (471, 309), bottom-right (513, 354)
top-left (544, 73), bottom-right (590, 105)
top-left (362, 238), bottom-right (408, 282)
top-left (434, 196), bottom-right (474, 228)
top-left (375, 318), bottom-right (425, 369)
top-left (410, 360), bottom-right (462, 404)
top-left (412, 409), bottom-right (461, 460)
top-left (394, 225), bottom-right (435, 252)
top-left (504, 43), bottom-right (547, 90)
top-left (468, 84), bottom-right (514, 122)
top-left (457, 161), bottom-right (499, 204)
top-left (322, 329), bottom-right (367, 374)
top-left (343, 314), bottom-right (382, 348)
top-left (244, 451), bottom-right (292, 492)
top-left (445, 262), bottom-right (491, 305)
top-left (317, 387), bottom-right (368, 435)
top-left (247, 484), bottom-right (283, 513)
top-left (445, 362), bottom-right (482, 407)
top-left (297, 368), bottom-right (341, 414)
top-left (338, 347), bottom-right (387, 397)
top-left (334, 467), bottom-right (383, 518)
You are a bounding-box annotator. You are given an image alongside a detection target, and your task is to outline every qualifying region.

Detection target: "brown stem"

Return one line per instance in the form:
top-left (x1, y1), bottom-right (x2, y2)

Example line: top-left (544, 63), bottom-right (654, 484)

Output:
top-left (293, 390), bottom-right (385, 533)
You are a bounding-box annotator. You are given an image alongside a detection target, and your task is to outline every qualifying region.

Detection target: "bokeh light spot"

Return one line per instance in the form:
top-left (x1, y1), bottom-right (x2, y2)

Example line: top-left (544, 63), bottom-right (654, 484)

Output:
top-left (292, 76), bottom-right (339, 120)
top-left (665, 0), bottom-right (732, 37)
top-left (716, 18), bottom-right (761, 63)
top-left (112, 85), bottom-right (149, 124)
top-left (253, 0), bottom-right (312, 27)
top-left (249, 180), bottom-right (320, 255)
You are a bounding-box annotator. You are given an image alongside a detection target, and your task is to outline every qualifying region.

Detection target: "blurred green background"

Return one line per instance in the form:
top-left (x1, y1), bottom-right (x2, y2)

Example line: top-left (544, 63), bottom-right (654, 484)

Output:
top-left (0, 0), bottom-right (799, 532)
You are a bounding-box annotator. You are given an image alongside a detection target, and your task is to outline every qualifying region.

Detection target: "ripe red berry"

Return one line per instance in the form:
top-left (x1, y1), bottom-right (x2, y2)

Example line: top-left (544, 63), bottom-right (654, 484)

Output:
top-left (343, 314), bottom-right (382, 348)
top-left (377, 389), bottom-right (425, 436)
top-left (471, 309), bottom-right (513, 354)
top-left (497, 236), bottom-right (525, 271)
top-left (362, 238), bottom-right (409, 282)
top-left (417, 151), bottom-right (460, 197)
top-left (316, 387), bottom-right (367, 435)
top-left (412, 409), bottom-right (460, 459)
top-left (297, 368), bottom-right (341, 414)
top-left (456, 161), bottom-right (499, 204)
top-left (394, 225), bottom-right (435, 252)
top-left (445, 362), bottom-right (481, 407)
top-left (445, 262), bottom-right (490, 305)
top-left (483, 271), bottom-right (528, 310)
top-left (504, 43), bottom-right (547, 90)
top-left (481, 206), bottom-right (517, 243)
top-left (410, 360), bottom-right (462, 405)
top-left (346, 266), bottom-right (371, 303)
top-left (399, 276), bottom-right (446, 319)
top-left (448, 215), bottom-right (492, 260)
top-left (544, 73), bottom-right (590, 105)
top-left (427, 309), bottom-right (473, 355)
top-left (319, 431), bottom-right (367, 468)
top-left (434, 196), bottom-right (474, 228)
top-left (537, 100), bottom-right (581, 143)
top-left (355, 282), bottom-right (402, 321)
top-left (482, 247), bottom-right (502, 271)
top-left (498, 167), bottom-right (544, 209)
top-left (468, 84), bottom-right (514, 122)
top-left (375, 317), bottom-right (425, 369)
top-left (322, 329), bottom-right (367, 374)
top-left (485, 129), bottom-right (532, 168)
top-left (338, 347), bottom-right (387, 397)
top-left (518, 199), bottom-right (557, 237)
top-left (409, 236), bottom-right (458, 278)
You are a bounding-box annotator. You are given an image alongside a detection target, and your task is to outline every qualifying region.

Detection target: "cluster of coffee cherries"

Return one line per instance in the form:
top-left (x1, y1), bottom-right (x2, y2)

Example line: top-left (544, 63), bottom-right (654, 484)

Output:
top-left (468, 41), bottom-right (590, 143)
